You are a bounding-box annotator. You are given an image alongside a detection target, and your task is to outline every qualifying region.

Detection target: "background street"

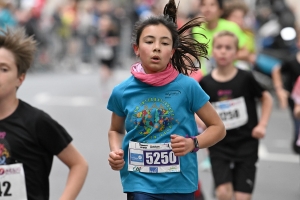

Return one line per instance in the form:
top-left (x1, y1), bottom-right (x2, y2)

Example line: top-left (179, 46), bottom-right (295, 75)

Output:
top-left (18, 68), bottom-right (300, 200)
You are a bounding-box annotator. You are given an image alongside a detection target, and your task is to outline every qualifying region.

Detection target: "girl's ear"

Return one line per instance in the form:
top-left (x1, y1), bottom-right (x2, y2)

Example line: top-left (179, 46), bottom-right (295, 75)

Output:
top-left (171, 49), bottom-right (175, 59)
top-left (133, 44), bottom-right (139, 56)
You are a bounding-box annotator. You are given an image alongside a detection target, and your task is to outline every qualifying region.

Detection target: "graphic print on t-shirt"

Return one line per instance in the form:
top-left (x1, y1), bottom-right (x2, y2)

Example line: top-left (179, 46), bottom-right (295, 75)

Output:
top-left (217, 89), bottom-right (233, 101)
top-left (0, 133), bottom-right (27, 199)
top-left (0, 132), bottom-right (11, 165)
top-left (130, 97), bottom-right (177, 139)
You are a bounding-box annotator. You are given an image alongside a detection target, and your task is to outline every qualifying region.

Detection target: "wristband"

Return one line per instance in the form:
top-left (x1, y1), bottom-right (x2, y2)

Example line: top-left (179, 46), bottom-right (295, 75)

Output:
top-left (186, 136), bottom-right (200, 153)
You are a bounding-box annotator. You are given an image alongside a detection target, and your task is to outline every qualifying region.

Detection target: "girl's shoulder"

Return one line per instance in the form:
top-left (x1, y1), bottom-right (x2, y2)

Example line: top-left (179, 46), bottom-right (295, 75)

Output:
top-left (111, 75), bottom-right (135, 93)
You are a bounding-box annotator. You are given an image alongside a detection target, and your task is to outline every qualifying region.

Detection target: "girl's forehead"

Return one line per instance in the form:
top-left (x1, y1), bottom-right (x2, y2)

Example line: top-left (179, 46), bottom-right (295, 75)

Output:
top-left (141, 24), bottom-right (172, 38)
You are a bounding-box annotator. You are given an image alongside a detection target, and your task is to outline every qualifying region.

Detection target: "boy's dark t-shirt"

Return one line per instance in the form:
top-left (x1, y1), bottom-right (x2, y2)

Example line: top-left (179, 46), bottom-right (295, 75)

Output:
top-left (200, 69), bottom-right (265, 161)
top-left (280, 56), bottom-right (300, 93)
top-left (0, 100), bottom-right (72, 200)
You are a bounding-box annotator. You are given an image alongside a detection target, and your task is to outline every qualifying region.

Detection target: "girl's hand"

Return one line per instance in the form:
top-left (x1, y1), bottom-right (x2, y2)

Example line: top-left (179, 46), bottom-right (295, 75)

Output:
top-left (108, 149), bottom-right (125, 171)
top-left (252, 125), bottom-right (266, 139)
top-left (170, 134), bottom-right (194, 156)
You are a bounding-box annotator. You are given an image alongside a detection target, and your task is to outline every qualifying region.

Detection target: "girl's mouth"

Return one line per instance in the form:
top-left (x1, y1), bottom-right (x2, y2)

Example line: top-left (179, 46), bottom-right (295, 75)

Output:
top-left (151, 56), bottom-right (160, 63)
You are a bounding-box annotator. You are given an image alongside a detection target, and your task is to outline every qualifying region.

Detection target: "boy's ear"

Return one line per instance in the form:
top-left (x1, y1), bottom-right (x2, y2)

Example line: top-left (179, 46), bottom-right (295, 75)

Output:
top-left (133, 44), bottom-right (139, 56)
top-left (17, 73), bottom-right (26, 88)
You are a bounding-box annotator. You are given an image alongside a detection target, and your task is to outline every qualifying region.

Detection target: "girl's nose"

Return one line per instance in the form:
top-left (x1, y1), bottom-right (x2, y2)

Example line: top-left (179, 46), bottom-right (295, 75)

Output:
top-left (153, 43), bottom-right (160, 52)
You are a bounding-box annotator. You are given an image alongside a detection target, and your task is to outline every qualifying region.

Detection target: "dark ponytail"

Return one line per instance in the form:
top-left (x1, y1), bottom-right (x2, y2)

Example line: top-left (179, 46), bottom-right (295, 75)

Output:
top-left (163, 0), bottom-right (208, 75)
top-left (163, 0), bottom-right (178, 24)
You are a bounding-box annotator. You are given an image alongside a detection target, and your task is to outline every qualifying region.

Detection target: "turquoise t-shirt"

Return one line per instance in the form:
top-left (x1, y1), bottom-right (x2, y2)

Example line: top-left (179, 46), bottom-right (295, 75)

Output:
top-left (192, 18), bottom-right (247, 74)
top-left (107, 74), bottom-right (209, 194)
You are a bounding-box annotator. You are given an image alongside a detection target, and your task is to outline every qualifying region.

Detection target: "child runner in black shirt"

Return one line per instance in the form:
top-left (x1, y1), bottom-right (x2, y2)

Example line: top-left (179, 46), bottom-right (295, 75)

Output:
top-left (200, 30), bottom-right (273, 200)
top-left (272, 51), bottom-right (300, 154)
top-left (0, 28), bottom-right (88, 200)
top-left (291, 76), bottom-right (300, 119)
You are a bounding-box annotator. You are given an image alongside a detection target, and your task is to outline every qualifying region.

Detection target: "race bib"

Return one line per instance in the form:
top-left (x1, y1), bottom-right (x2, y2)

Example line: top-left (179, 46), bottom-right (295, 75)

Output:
top-left (212, 97), bottom-right (248, 130)
top-left (128, 141), bottom-right (180, 173)
top-left (0, 163), bottom-right (27, 200)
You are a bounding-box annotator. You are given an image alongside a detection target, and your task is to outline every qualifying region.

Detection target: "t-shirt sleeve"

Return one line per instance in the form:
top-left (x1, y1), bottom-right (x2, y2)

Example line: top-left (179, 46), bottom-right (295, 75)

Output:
top-left (107, 86), bottom-right (126, 117)
top-left (188, 78), bottom-right (210, 112)
top-left (36, 112), bottom-right (73, 155)
top-left (280, 59), bottom-right (290, 73)
top-left (248, 72), bottom-right (265, 98)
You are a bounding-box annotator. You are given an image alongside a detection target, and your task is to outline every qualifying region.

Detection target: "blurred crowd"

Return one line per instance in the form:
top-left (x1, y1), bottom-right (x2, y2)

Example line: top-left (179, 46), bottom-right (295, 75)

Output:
top-left (0, 0), bottom-right (299, 74)
top-left (0, 0), bottom-right (128, 73)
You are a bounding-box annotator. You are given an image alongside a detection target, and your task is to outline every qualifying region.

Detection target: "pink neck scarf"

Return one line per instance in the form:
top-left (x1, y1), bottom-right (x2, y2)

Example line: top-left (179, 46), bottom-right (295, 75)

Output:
top-left (131, 62), bottom-right (179, 86)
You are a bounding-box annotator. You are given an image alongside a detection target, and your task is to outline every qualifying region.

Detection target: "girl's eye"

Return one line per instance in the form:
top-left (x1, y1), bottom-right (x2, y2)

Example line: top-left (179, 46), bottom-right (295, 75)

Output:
top-left (162, 42), bottom-right (169, 45)
top-left (145, 41), bottom-right (153, 44)
top-left (0, 68), bottom-right (8, 72)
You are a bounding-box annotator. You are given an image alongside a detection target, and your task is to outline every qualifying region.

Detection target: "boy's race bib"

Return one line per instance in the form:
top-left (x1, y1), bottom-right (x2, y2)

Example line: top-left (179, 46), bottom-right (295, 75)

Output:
top-left (128, 141), bottom-right (180, 173)
top-left (212, 97), bottom-right (248, 130)
top-left (0, 163), bottom-right (27, 200)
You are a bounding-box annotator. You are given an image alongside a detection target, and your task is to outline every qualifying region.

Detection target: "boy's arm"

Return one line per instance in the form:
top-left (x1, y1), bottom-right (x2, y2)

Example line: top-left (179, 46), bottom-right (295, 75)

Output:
top-left (57, 144), bottom-right (89, 200)
top-left (252, 91), bottom-right (273, 139)
top-left (272, 65), bottom-right (289, 108)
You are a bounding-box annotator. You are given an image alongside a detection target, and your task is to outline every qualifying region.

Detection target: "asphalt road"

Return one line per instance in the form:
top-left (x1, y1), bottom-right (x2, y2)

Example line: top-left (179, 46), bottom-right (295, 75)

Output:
top-left (18, 68), bottom-right (300, 200)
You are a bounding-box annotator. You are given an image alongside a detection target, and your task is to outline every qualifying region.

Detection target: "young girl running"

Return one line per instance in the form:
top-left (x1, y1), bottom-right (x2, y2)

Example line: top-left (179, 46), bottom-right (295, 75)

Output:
top-left (200, 31), bottom-right (273, 200)
top-left (106, 0), bottom-right (226, 199)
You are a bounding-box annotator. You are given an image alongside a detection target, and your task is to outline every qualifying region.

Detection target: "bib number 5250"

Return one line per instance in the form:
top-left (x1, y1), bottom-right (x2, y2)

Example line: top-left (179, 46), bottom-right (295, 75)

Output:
top-left (0, 181), bottom-right (12, 197)
top-left (144, 150), bottom-right (179, 166)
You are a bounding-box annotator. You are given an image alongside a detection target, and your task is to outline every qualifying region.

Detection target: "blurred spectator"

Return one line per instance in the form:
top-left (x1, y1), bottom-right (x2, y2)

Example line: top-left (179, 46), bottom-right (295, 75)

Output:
top-left (222, 0), bottom-right (256, 70)
top-left (285, 0), bottom-right (300, 48)
top-left (15, 0), bottom-right (50, 70)
top-left (134, 0), bottom-right (152, 21)
top-left (0, 1), bottom-right (17, 30)
top-left (191, 0), bottom-right (247, 75)
top-left (94, 14), bottom-right (120, 95)
top-left (76, 0), bottom-right (96, 65)
top-left (52, 0), bottom-right (78, 65)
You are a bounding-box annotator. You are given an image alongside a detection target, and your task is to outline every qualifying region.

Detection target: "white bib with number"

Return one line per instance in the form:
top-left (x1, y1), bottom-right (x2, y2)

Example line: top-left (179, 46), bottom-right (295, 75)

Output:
top-left (128, 141), bottom-right (180, 173)
top-left (212, 97), bottom-right (248, 130)
top-left (0, 163), bottom-right (27, 200)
